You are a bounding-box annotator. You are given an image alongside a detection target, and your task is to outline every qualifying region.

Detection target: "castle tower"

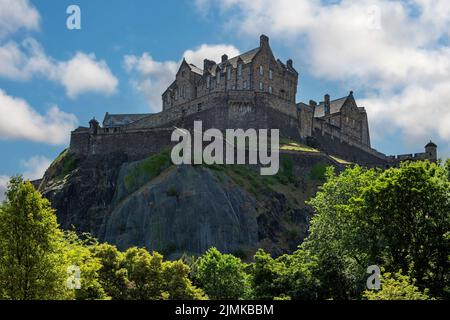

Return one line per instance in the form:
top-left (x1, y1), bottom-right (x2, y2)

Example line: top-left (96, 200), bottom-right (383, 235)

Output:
top-left (425, 140), bottom-right (437, 162)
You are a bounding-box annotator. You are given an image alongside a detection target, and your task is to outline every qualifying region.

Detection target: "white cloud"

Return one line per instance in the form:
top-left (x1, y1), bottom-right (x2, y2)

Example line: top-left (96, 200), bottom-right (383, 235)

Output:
top-left (59, 52), bottom-right (118, 98)
top-left (0, 89), bottom-right (78, 145)
top-left (0, 0), bottom-right (40, 38)
top-left (199, 0), bottom-right (450, 150)
top-left (21, 155), bottom-right (52, 180)
top-left (124, 44), bottom-right (240, 111)
top-left (183, 44), bottom-right (240, 68)
top-left (0, 38), bottom-right (119, 98)
top-left (0, 155), bottom-right (51, 202)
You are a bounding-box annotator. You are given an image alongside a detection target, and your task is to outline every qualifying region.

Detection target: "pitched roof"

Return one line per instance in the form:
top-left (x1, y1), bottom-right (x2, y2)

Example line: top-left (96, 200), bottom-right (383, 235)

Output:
top-left (314, 96), bottom-right (349, 118)
top-left (103, 113), bottom-right (151, 128)
top-left (201, 47), bottom-right (261, 76)
top-left (188, 63), bottom-right (203, 75)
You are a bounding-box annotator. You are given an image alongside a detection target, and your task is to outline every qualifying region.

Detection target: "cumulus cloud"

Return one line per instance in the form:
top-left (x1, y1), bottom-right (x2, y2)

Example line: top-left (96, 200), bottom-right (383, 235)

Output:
top-left (198, 0), bottom-right (450, 151)
top-left (0, 38), bottom-right (118, 98)
top-left (0, 0), bottom-right (40, 38)
top-left (59, 52), bottom-right (119, 98)
top-left (0, 89), bottom-right (78, 145)
top-left (0, 155), bottom-right (51, 202)
top-left (21, 155), bottom-right (52, 180)
top-left (124, 44), bottom-right (240, 111)
top-left (183, 44), bottom-right (240, 67)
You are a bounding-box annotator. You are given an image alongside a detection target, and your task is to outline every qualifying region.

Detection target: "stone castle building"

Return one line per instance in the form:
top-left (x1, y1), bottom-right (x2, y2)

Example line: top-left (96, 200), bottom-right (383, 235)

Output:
top-left (70, 35), bottom-right (437, 166)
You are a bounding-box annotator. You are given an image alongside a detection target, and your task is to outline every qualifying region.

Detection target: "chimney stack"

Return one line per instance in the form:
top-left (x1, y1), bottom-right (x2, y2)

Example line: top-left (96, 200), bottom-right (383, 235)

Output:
top-left (287, 59), bottom-right (293, 69)
top-left (260, 34), bottom-right (269, 48)
top-left (324, 94), bottom-right (330, 115)
top-left (203, 59), bottom-right (215, 75)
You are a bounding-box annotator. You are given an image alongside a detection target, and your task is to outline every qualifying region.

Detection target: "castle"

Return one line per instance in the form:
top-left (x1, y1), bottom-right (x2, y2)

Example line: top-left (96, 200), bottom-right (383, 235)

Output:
top-left (69, 35), bottom-right (437, 166)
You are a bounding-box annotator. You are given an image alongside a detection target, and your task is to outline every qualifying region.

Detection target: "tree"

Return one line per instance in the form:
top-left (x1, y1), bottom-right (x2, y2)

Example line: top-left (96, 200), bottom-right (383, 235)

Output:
top-left (162, 260), bottom-right (207, 300)
top-left (303, 166), bottom-right (379, 298)
top-left (363, 270), bottom-right (431, 300)
top-left (92, 243), bottom-right (129, 300)
top-left (64, 232), bottom-right (108, 300)
top-left (304, 162), bottom-right (450, 299)
top-left (0, 176), bottom-right (69, 299)
top-left (194, 247), bottom-right (251, 299)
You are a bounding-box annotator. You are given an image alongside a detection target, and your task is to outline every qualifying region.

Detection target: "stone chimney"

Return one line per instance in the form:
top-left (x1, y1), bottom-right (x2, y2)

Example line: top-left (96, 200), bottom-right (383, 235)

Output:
top-left (309, 100), bottom-right (317, 108)
top-left (260, 34), bottom-right (269, 48)
top-left (89, 117), bottom-right (99, 135)
top-left (324, 94), bottom-right (330, 115)
top-left (203, 59), bottom-right (215, 75)
top-left (287, 59), bottom-right (293, 69)
top-left (221, 54), bottom-right (228, 63)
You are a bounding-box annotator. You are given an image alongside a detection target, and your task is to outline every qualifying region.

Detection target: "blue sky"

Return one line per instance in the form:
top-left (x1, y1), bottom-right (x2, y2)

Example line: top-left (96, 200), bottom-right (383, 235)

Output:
top-left (0, 0), bottom-right (449, 195)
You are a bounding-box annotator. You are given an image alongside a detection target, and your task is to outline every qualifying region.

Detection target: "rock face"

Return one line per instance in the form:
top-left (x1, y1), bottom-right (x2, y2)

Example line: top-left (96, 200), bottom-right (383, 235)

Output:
top-left (104, 165), bottom-right (258, 254)
top-left (39, 149), bottom-right (338, 258)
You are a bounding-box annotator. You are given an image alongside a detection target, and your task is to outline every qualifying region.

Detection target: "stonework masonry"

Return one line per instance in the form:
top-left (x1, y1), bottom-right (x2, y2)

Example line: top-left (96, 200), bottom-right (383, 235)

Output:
top-left (69, 35), bottom-right (437, 166)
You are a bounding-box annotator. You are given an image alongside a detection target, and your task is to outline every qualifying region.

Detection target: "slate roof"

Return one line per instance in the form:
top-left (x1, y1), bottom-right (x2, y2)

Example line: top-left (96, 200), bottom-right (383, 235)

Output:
top-left (103, 113), bottom-right (151, 128)
top-left (188, 64), bottom-right (203, 75)
top-left (314, 96), bottom-right (349, 118)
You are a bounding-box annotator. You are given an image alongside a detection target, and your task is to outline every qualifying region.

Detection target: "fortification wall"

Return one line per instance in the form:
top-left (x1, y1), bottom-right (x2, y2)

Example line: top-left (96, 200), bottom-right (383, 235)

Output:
top-left (70, 128), bottom-right (174, 161)
top-left (311, 128), bottom-right (388, 166)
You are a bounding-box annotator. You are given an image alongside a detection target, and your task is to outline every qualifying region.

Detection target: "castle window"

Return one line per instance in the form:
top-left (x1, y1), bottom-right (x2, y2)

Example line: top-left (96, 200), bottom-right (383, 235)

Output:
top-left (269, 69), bottom-right (273, 80)
top-left (198, 103), bottom-right (202, 112)
top-left (259, 82), bottom-right (264, 91)
top-left (175, 89), bottom-right (178, 100)
top-left (216, 73), bottom-right (220, 84)
top-left (227, 67), bottom-right (231, 80)
top-left (232, 85), bottom-right (236, 90)
top-left (206, 75), bottom-right (210, 89)
top-left (269, 86), bottom-right (273, 94)
top-left (238, 64), bottom-right (242, 77)
top-left (243, 80), bottom-right (248, 89)
top-left (259, 65), bottom-right (263, 76)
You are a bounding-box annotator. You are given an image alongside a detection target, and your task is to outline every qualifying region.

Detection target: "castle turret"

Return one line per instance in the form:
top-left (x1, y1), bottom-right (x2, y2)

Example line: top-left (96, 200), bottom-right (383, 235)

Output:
top-left (425, 140), bottom-right (437, 162)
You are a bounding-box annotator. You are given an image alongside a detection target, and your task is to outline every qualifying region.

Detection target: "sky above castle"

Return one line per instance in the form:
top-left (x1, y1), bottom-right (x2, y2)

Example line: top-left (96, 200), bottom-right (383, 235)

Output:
top-left (0, 0), bottom-right (449, 197)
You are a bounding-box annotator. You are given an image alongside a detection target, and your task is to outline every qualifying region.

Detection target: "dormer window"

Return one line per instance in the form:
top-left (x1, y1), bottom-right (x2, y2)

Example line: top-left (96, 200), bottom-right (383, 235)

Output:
top-left (259, 65), bottom-right (263, 76)
top-left (227, 67), bottom-right (231, 80)
top-left (238, 64), bottom-right (242, 77)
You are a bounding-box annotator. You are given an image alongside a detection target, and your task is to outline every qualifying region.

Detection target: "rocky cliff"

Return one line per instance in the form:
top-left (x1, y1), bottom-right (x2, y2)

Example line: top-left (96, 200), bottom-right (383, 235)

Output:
top-left (38, 145), bottom-right (343, 258)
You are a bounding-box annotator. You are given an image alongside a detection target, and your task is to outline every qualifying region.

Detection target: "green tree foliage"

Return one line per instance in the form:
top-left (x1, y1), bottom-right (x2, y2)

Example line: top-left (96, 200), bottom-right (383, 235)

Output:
top-left (363, 270), bottom-right (431, 300)
top-left (0, 176), bottom-right (69, 299)
top-left (64, 232), bottom-right (108, 300)
top-left (94, 245), bottom-right (206, 300)
top-left (194, 247), bottom-right (251, 299)
top-left (250, 249), bottom-right (319, 300)
top-left (304, 161), bottom-right (450, 299)
top-left (92, 243), bottom-right (129, 300)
